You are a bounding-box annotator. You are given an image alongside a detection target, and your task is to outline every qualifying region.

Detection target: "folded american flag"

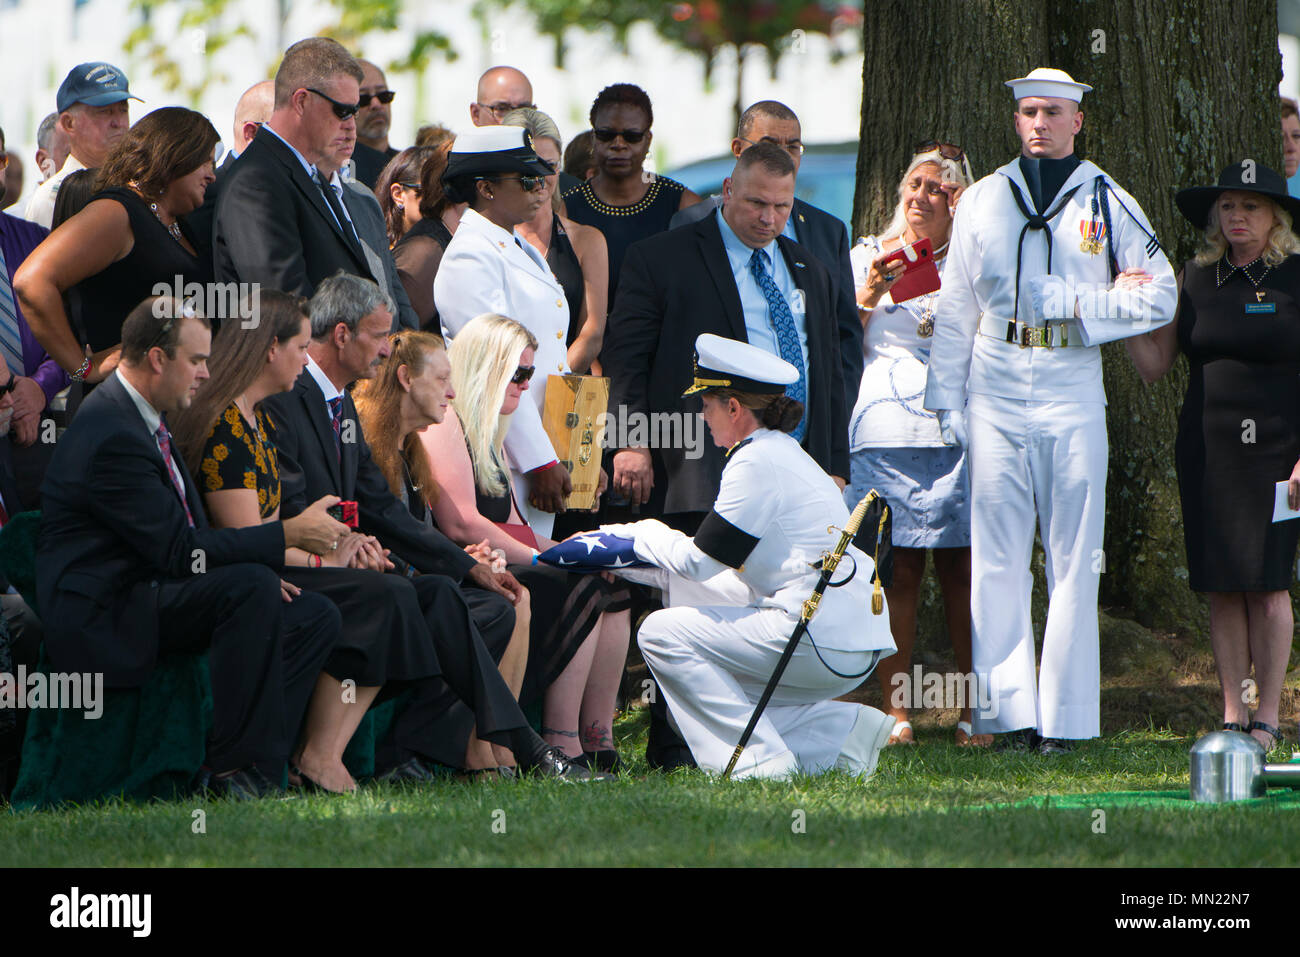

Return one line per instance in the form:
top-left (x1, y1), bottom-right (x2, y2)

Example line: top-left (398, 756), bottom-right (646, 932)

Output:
top-left (536, 531), bottom-right (651, 573)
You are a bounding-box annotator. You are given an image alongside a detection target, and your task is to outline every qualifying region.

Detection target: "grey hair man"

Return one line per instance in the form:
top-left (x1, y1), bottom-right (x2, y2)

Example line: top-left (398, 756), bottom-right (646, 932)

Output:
top-left (34, 112), bottom-right (71, 183)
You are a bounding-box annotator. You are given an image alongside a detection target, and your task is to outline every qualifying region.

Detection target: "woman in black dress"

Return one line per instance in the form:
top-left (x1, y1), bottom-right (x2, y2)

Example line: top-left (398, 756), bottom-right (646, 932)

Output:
top-left (169, 291), bottom-right (440, 792)
top-left (15, 107), bottom-right (217, 389)
top-left (391, 140), bottom-right (461, 333)
top-left (503, 107), bottom-right (609, 376)
top-left (559, 84), bottom-right (700, 306)
top-left (1126, 162), bottom-right (1300, 751)
top-left (354, 323), bottom-right (632, 771)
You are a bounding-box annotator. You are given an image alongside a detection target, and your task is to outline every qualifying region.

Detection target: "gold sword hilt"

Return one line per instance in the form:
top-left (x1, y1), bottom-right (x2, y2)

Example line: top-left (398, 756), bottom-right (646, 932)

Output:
top-left (800, 495), bottom-right (873, 623)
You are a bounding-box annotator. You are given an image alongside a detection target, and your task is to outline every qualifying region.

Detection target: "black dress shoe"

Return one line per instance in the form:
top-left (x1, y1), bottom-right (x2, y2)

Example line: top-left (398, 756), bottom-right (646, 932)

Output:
top-left (375, 757), bottom-right (437, 784)
top-left (522, 746), bottom-right (609, 781)
top-left (1037, 737), bottom-right (1075, 755)
top-left (992, 728), bottom-right (1042, 753)
top-left (647, 744), bottom-right (697, 772)
top-left (196, 765), bottom-right (278, 800)
top-left (584, 750), bottom-right (625, 774)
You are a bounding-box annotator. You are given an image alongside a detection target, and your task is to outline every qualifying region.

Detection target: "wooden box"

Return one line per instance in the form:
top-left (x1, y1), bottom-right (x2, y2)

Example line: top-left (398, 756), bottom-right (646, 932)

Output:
top-left (542, 374), bottom-right (610, 511)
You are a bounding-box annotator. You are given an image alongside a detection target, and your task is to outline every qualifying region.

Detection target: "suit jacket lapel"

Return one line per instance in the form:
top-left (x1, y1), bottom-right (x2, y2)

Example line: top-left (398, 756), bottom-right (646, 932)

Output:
top-left (297, 373), bottom-right (343, 491)
top-left (697, 214), bottom-right (747, 341)
top-left (777, 234), bottom-right (823, 377)
top-left (257, 130), bottom-right (369, 269)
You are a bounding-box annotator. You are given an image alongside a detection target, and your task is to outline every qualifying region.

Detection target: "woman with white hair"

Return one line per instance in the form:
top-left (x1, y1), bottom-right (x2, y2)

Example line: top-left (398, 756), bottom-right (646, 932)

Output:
top-left (1126, 161), bottom-right (1300, 752)
top-left (847, 143), bottom-right (986, 747)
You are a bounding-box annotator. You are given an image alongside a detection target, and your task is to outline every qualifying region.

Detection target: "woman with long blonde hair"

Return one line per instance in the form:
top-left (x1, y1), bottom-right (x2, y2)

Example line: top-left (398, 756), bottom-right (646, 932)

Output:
top-left (357, 316), bottom-right (632, 770)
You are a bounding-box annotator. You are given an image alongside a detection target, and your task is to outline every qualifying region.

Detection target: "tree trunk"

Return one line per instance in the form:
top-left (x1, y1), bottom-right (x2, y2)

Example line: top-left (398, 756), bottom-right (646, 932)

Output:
top-left (854, 0), bottom-right (1283, 638)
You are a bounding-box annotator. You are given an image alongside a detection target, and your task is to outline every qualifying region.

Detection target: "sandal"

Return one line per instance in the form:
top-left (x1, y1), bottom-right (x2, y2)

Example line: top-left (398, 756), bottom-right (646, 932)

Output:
top-left (955, 720), bottom-right (993, 748)
top-left (1249, 721), bottom-right (1282, 750)
top-left (1223, 722), bottom-right (1247, 732)
top-left (887, 720), bottom-right (914, 746)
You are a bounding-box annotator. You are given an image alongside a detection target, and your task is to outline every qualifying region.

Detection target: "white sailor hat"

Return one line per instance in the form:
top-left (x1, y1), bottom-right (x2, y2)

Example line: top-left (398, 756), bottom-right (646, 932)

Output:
top-left (1005, 68), bottom-right (1092, 103)
top-left (443, 125), bottom-right (554, 181)
top-left (682, 333), bottom-right (799, 397)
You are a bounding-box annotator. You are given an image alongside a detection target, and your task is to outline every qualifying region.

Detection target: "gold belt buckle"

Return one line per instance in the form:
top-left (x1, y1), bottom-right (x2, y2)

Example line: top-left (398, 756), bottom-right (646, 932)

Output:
top-left (1019, 325), bottom-right (1052, 349)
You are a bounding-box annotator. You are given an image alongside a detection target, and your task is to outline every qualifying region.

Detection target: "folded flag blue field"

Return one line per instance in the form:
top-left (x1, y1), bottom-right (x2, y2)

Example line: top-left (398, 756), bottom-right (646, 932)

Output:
top-left (536, 532), bottom-right (651, 573)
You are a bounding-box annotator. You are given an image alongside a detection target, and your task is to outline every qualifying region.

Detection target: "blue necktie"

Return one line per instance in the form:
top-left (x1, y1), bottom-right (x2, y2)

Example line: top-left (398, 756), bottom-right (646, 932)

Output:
top-left (0, 247), bottom-right (26, 377)
top-left (748, 248), bottom-right (807, 440)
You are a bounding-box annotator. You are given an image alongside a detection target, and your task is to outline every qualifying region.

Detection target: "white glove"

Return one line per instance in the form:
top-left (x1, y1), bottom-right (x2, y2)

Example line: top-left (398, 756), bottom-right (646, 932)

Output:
top-left (936, 409), bottom-right (968, 449)
top-left (1025, 275), bottom-right (1074, 323)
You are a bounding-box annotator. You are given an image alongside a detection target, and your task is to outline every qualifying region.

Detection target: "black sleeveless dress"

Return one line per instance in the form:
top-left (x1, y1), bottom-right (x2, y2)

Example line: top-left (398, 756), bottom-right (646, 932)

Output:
top-left (561, 174), bottom-right (686, 306)
top-left (546, 215), bottom-right (586, 346)
top-left (1175, 255), bottom-right (1300, 591)
top-left (72, 187), bottom-right (213, 352)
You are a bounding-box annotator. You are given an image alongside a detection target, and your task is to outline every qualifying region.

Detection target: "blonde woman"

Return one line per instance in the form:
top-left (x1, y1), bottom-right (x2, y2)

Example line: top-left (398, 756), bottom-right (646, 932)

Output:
top-left (357, 322), bottom-right (631, 771)
top-left (1126, 162), bottom-right (1300, 752)
top-left (847, 144), bottom-right (986, 746)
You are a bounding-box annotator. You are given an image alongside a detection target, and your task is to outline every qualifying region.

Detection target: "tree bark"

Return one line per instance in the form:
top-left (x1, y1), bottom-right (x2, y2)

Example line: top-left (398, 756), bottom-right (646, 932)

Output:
top-left (855, 0), bottom-right (1283, 636)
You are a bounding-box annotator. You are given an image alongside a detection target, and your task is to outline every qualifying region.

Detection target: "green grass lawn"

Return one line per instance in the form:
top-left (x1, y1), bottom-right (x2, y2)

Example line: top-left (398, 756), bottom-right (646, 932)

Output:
top-left (4, 708), bottom-right (1298, 867)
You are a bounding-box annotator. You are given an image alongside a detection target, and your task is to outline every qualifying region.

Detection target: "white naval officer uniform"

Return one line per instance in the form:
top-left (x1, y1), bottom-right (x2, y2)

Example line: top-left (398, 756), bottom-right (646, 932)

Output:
top-left (435, 205), bottom-right (571, 538)
top-left (923, 145), bottom-right (1176, 739)
top-left (611, 335), bottom-right (897, 779)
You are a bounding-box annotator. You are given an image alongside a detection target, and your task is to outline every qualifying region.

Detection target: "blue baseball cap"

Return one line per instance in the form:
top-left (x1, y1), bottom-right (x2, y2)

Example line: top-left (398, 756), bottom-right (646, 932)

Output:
top-left (56, 62), bottom-right (142, 113)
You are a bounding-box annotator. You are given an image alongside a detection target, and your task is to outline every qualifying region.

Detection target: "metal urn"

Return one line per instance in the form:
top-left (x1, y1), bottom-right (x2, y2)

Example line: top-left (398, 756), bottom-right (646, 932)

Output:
top-left (1189, 730), bottom-right (1300, 803)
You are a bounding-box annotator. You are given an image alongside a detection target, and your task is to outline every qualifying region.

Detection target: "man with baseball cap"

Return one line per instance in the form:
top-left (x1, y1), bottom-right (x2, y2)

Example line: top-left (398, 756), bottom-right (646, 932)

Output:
top-left (25, 62), bottom-right (140, 228)
top-left (922, 68), bottom-right (1177, 753)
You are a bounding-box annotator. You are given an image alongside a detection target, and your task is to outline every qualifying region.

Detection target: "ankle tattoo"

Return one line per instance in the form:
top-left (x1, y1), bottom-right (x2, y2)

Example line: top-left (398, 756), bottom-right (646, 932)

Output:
top-left (581, 721), bottom-right (614, 751)
top-left (541, 726), bottom-right (578, 739)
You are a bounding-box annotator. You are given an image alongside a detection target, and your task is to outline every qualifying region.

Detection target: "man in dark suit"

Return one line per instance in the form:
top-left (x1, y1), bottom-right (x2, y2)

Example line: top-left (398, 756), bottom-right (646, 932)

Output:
top-left (316, 130), bottom-right (418, 330)
top-left (605, 142), bottom-right (849, 771)
top-left (36, 297), bottom-right (350, 798)
top-left (670, 101), bottom-right (862, 421)
top-left (264, 273), bottom-right (595, 779)
top-left (184, 80), bottom-right (274, 266)
top-left (608, 141), bottom-right (849, 520)
top-left (213, 38), bottom-right (383, 298)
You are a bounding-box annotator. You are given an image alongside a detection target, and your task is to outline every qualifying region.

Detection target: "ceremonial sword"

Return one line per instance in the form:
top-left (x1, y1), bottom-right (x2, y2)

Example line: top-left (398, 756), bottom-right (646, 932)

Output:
top-left (722, 491), bottom-right (888, 779)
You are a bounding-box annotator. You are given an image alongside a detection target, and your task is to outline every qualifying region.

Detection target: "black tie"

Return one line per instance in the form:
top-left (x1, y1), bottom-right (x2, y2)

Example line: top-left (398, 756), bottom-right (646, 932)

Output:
top-left (316, 172), bottom-right (360, 246)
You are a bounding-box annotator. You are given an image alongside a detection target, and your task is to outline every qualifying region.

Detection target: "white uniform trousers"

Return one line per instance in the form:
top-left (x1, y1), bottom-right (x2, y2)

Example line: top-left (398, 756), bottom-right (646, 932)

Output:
top-left (967, 393), bottom-right (1106, 740)
top-left (638, 603), bottom-right (876, 779)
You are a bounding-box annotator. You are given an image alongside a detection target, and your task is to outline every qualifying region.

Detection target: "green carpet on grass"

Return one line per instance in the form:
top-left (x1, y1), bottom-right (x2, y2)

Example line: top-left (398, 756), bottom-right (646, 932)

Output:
top-left (985, 787), bottom-right (1300, 811)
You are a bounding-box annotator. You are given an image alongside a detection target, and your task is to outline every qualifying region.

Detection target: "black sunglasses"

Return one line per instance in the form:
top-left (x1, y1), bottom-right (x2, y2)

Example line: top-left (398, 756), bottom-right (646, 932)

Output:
top-left (914, 140), bottom-right (965, 161)
top-left (593, 127), bottom-right (647, 144)
top-left (511, 365), bottom-right (536, 385)
top-left (358, 90), bottom-right (396, 107)
top-left (481, 175), bottom-right (546, 193)
top-left (397, 181), bottom-right (423, 193)
top-left (306, 88), bottom-right (361, 120)
top-left (0, 374), bottom-right (16, 397)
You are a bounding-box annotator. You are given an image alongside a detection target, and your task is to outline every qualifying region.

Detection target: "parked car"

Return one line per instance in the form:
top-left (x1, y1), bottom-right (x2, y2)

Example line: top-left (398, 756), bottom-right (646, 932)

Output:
top-left (663, 141), bottom-right (857, 231)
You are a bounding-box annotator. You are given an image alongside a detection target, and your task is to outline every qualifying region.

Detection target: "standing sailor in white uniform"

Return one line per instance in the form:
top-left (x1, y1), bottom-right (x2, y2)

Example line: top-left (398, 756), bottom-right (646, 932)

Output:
top-left (608, 334), bottom-right (897, 779)
top-left (923, 68), bottom-right (1177, 752)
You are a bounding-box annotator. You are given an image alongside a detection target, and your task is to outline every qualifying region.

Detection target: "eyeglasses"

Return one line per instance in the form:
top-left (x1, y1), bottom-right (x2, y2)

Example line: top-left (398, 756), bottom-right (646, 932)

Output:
top-left (0, 374), bottom-right (16, 397)
top-left (480, 175), bottom-right (546, 193)
top-left (740, 135), bottom-right (804, 155)
top-left (397, 182), bottom-right (423, 193)
top-left (478, 101), bottom-right (537, 119)
top-left (511, 365), bottom-right (536, 385)
top-left (145, 316), bottom-right (178, 355)
top-left (306, 88), bottom-right (361, 120)
top-left (913, 140), bottom-right (965, 161)
top-left (358, 90), bottom-right (396, 108)
top-left (593, 127), bottom-right (647, 144)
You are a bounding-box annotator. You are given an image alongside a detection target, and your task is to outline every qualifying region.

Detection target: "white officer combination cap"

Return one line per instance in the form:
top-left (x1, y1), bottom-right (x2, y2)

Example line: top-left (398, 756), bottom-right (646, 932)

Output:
top-left (683, 333), bottom-right (799, 397)
top-left (1005, 67), bottom-right (1092, 103)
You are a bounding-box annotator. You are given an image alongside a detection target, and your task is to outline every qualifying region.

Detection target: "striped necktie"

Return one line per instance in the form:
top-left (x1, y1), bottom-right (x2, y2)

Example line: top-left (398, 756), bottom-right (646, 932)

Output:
top-left (155, 420), bottom-right (194, 527)
top-left (748, 248), bottom-right (807, 441)
top-left (328, 395), bottom-right (343, 461)
top-left (0, 246), bottom-right (26, 378)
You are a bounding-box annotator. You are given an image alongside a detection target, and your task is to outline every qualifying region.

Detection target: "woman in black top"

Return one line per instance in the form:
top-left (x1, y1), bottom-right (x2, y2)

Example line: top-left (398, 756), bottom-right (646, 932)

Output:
top-left (15, 108), bottom-right (217, 388)
top-left (392, 140), bottom-right (461, 333)
top-left (1126, 162), bottom-right (1300, 752)
top-left (559, 84), bottom-right (700, 307)
top-left (504, 107), bottom-right (609, 375)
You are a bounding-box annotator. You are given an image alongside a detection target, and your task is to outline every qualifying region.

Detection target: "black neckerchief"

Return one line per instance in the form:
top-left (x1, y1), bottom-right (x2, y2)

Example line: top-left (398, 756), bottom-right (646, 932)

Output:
top-left (1019, 155), bottom-right (1082, 214)
top-left (1005, 160), bottom-right (1086, 336)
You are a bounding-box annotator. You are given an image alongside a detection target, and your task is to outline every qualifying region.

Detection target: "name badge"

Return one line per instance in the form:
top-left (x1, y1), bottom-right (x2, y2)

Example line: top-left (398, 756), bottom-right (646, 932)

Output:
top-left (1245, 303), bottom-right (1277, 314)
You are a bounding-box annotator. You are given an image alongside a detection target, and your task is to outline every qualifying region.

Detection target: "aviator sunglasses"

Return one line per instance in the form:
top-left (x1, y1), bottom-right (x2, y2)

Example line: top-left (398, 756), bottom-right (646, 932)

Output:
top-left (593, 127), bottom-right (647, 144)
top-left (306, 88), bottom-right (361, 119)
